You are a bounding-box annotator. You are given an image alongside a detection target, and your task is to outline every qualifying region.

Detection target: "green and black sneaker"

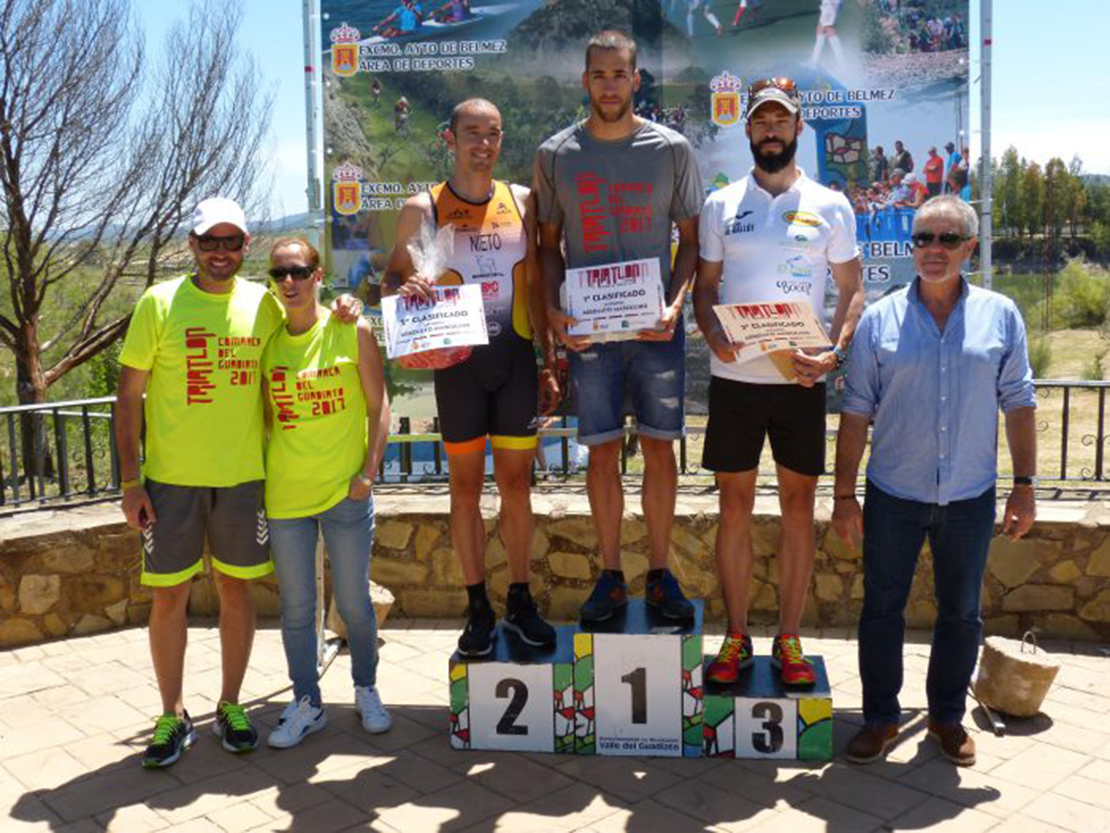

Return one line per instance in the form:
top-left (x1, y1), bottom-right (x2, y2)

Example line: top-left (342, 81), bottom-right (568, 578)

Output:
top-left (142, 712), bottom-right (197, 769)
top-left (212, 701), bottom-right (259, 753)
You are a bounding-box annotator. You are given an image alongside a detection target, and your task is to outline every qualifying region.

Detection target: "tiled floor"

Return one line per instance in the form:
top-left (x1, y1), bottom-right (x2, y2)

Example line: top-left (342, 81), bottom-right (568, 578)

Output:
top-left (2, 621), bottom-right (1108, 832)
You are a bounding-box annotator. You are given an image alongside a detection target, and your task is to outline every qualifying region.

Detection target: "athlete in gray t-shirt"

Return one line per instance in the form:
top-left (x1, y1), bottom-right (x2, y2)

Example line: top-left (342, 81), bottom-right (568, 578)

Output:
top-left (533, 30), bottom-right (703, 626)
top-left (534, 119), bottom-right (703, 300)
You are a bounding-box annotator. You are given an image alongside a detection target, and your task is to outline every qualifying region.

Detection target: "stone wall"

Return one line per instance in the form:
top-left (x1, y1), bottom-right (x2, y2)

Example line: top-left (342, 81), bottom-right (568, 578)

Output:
top-left (2, 490), bottom-right (1109, 647)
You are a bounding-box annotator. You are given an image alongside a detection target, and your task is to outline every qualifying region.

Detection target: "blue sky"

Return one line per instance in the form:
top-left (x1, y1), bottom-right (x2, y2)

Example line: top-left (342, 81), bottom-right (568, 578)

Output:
top-left (138, 0), bottom-right (1110, 216)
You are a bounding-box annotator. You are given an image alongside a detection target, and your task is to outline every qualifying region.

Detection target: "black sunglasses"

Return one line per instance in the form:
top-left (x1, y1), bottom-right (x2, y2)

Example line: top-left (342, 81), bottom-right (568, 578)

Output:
top-left (911, 232), bottom-right (969, 250)
top-left (195, 233), bottom-right (245, 252)
top-left (269, 266), bottom-right (316, 282)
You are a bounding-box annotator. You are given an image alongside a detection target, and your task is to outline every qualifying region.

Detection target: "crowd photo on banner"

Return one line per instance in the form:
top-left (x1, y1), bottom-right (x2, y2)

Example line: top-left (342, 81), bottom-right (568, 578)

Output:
top-left (112, 0), bottom-right (1038, 774)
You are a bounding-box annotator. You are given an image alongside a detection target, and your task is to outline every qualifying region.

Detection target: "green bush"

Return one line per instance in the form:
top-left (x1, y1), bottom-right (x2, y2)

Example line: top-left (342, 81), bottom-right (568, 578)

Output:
top-left (1054, 261), bottom-right (1110, 328)
top-left (1082, 350), bottom-right (1106, 382)
top-left (1028, 336), bottom-right (1052, 379)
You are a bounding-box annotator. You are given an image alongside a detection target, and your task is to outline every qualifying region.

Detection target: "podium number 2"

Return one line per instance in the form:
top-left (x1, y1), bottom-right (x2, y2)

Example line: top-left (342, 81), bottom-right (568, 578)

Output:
top-left (495, 678), bottom-right (528, 735)
top-left (751, 701), bottom-right (783, 753)
top-left (621, 667), bottom-right (647, 724)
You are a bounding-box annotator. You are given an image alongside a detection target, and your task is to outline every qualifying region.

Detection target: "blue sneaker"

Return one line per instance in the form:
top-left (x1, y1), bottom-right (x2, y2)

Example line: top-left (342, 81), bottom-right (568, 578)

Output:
top-left (580, 571), bottom-right (628, 623)
top-left (645, 569), bottom-right (695, 620)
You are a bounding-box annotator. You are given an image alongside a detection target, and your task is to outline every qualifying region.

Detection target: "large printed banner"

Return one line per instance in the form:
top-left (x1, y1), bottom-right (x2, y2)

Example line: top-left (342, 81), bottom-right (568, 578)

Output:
top-left (320, 0), bottom-right (970, 416)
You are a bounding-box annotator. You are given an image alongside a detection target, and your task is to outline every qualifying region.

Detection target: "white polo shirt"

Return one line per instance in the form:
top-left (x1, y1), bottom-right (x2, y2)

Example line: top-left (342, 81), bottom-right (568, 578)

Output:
top-left (699, 168), bottom-right (859, 384)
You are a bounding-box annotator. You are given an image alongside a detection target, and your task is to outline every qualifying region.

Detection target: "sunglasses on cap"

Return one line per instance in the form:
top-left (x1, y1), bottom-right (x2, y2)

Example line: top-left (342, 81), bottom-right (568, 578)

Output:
top-left (268, 265), bottom-right (316, 281)
top-left (747, 77), bottom-right (800, 100)
top-left (194, 233), bottom-right (245, 252)
top-left (911, 231), bottom-right (970, 250)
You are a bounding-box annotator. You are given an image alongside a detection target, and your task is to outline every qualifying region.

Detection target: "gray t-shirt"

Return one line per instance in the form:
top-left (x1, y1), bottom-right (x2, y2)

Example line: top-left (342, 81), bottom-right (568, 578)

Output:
top-left (533, 120), bottom-right (703, 298)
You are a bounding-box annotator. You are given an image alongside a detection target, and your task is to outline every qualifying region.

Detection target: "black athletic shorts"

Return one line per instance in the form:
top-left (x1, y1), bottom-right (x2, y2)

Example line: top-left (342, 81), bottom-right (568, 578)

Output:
top-left (702, 377), bottom-right (827, 476)
top-left (433, 337), bottom-right (539, 455)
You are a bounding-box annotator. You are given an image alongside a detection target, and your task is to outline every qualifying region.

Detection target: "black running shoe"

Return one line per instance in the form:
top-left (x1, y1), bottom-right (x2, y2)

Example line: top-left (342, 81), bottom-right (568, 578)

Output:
top-left (503, 590), bottom-right (556, 648)
top-left (142, 712), bottom-right (197, 769)
top-left (646, 569), bottom-right (695, 620)
top-left (212, 701), bottom-right (259, 753)
top-left (580, 571), bottom-right (629, 623)
top-left (457, 605), bottom-right (496, 658)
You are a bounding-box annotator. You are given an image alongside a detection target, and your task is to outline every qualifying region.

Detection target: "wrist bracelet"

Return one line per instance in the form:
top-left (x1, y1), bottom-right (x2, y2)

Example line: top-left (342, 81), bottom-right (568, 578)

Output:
top-left (1013, 476), bottom-right (1036, 487)
top-left (834, 494), bottom-right (856, 501)
top-left (121, 478), bottom-right (142, 492)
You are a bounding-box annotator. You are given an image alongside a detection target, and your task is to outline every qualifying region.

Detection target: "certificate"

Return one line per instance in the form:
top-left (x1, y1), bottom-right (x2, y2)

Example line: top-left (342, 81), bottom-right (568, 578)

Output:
top-left (564, 258), bottom-right (664, 341)
top-left (381, 284), bottom-right (489, 360)
top-left (713, 300), bottom-right (830, 365)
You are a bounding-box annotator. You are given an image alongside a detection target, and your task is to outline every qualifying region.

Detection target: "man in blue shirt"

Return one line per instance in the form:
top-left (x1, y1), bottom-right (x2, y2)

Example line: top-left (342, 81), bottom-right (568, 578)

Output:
top-left (832, 195), bottom-right (1037, 768)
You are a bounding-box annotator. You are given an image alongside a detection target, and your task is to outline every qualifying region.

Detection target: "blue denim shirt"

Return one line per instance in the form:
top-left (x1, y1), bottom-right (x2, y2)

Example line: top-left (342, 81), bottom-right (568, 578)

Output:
top-left (842, 278), bottom-right (1035, 505)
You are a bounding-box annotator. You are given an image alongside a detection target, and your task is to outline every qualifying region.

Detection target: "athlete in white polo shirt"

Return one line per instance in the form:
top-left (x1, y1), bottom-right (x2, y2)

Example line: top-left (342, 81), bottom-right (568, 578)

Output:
top-left (693, 77), bottom-right (863, 686)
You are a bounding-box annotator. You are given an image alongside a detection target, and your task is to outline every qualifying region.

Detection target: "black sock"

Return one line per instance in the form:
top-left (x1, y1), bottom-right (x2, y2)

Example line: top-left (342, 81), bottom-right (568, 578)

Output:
top-left (508, 582), bottom-right (531, 598)
top-left (646, 568), bottom-right (665, 583)
top-left (466, 582), bottom-right (489, 610)
top-left (604, 569), bottom-right (626, 583)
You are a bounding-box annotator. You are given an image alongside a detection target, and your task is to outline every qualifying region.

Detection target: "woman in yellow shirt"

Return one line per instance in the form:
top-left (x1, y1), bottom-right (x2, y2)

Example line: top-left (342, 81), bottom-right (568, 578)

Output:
top-left (261, 238), bottom-right (391, 748)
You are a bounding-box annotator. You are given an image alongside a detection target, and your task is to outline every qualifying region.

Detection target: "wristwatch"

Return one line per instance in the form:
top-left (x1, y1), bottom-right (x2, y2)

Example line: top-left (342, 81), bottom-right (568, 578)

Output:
top-left (832, 344), bottom-right (848, 369)
top-left (1013, 476), bottom-right (1038, 487)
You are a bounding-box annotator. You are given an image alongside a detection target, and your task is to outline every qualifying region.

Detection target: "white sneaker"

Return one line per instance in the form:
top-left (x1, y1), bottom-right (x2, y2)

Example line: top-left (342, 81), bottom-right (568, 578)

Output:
top-left (355, 685), bottom-right (392, 734)
top-left (267, 696), bottom-right (327, 749)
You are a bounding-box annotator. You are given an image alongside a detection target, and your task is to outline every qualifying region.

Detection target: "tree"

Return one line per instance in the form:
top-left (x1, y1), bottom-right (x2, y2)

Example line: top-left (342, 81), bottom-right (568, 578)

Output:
top-left (1043, 157), bottom-right (1069, 244)
top-left (1022, 161), bottom-right (1044, 239)
top-left (997, 147), bottom-right (1023, 238)
top-left (0, 0), bottom-right (273, 412)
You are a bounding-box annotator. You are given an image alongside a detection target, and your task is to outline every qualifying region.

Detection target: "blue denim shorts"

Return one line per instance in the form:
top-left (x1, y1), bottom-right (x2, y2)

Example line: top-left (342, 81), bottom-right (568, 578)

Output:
top-left (568, 324), bottom-right (686, 446)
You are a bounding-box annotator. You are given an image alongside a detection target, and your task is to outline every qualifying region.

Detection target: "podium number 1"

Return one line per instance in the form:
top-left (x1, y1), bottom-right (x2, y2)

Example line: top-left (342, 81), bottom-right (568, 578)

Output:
top-left (621, 667), bottom-right (647, 724)
top-left (495, 678), bottom-right (528, 735)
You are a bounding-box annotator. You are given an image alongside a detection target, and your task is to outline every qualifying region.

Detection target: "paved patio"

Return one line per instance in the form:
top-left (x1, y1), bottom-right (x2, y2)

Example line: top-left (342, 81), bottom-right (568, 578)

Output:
top-left (2, 621), bottom-right (1109, 832)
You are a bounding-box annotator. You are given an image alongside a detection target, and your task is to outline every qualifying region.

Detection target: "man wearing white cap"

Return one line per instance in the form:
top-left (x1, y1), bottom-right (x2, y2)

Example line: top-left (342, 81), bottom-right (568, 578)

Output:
top-left (115, 197), bottom-right (358, 768)
top-left (693, 77), bottom-right (862, 687)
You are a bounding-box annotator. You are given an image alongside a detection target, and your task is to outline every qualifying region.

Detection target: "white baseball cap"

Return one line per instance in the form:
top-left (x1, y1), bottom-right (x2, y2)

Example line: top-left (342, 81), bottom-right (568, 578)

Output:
top-left (192, 197), bottom-right (249, 236)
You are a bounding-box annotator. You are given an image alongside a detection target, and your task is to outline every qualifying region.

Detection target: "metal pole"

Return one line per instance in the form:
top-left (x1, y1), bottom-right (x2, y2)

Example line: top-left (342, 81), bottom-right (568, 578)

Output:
top-left (302, 0), bottom-right (323, 251)
top-left (980, 0), bottom-right (993, 290)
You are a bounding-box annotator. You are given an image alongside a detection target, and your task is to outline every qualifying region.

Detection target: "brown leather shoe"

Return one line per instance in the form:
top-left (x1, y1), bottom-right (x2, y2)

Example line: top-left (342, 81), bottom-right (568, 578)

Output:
top-left (846, 723), bottom-right (899, 764)
top-left (928, 720), bottom-right (976, 766)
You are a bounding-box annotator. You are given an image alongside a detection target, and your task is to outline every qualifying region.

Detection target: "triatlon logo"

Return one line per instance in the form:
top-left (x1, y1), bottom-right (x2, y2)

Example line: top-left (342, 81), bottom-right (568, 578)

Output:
top-left (330, 22), bottom-right (361, 78)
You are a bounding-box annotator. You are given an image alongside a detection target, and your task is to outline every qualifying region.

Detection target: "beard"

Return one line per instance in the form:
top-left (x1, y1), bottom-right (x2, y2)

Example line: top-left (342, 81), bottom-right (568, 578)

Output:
top-left (591, 95), bottom-right (633, 123)
top-left (751, 136), bottom-right (798, 174)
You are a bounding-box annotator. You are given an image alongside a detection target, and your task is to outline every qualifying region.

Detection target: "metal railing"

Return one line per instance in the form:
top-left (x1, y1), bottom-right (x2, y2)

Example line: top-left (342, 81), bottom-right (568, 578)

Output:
top-left (2, 380), bottom-right (1109, 512)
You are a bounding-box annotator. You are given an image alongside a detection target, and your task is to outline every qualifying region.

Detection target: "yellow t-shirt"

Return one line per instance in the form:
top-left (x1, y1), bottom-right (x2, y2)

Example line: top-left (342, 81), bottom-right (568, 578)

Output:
top-left (119, 275), bottom-right (284, 487)
top-left (262, 312), bottom-right (368, 519)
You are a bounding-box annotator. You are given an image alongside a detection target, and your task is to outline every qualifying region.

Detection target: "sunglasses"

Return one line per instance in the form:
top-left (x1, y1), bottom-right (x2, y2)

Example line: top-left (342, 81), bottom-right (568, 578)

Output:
top-left (748, 76), bottom-right (800, 99)
top-left (195, 233), bottom-right (245, 252)
top-left (269, 265), bottom-right (316, 282)
top-left (911, 231), bottom-right (969, 250)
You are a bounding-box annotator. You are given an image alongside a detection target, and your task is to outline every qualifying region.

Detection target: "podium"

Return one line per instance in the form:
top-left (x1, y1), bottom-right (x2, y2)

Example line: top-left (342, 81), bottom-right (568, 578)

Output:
top-left (702, 657), bottom-right (832, 761)
top-left (448, 600), bottom-right (832, 761)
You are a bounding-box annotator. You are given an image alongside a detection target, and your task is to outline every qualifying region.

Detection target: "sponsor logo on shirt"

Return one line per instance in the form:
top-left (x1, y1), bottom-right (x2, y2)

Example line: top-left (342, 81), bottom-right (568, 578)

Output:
top-left (782, 210), bottom-right (823, 227)
top-left (778, 255), bottom-right (813, 280)
top-left (776, 279), bottom-right (812, 294)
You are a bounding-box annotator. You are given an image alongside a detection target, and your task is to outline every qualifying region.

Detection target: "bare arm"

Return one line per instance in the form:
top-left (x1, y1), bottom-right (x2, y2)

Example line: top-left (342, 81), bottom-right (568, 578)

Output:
top-left (831, 411), bottom-right (870, 547)
top-left (515, 184), bottom-right (561, 414)
top-left (349, 319), bottom-right (390, 500)
top-left (382, 194), bottom-right (435, 300)
top-left (793, 255), bottom-right (864, 386)
top-left (1002, 405), bottom-right (1037, 540)
top-left (115, 366), bottom-right (155, 529)
top-left (692, 257), bottom-right (736, 363)
top-left (638, 215), bottom-right (699, 341)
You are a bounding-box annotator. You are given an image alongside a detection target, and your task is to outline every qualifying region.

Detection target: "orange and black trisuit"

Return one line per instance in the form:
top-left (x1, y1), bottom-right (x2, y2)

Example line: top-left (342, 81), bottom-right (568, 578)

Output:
top-left (430, 179), bottom-right (539, 455)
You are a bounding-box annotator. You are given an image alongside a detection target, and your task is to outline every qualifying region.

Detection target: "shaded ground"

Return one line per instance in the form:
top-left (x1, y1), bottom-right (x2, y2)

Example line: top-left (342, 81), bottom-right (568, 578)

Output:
top-left (3, 622), bottom-right (1109, 831)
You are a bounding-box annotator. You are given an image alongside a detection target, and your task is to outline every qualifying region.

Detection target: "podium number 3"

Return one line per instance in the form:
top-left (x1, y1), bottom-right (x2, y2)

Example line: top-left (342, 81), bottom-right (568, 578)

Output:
top-left (621, 667), bottom-right (647, 724)
top-left (752, 701), bottom-right (784, 753)
top-left (495, 678), bottom-right (529, 735)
